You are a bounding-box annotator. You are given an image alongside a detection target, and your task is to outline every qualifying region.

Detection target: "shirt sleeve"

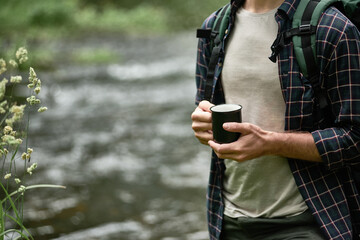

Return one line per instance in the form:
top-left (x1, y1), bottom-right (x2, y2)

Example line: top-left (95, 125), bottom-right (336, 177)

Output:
top-left (195, 13), bottom-right (216, 105)
top-left (311, 8), bottom-right (360, 170)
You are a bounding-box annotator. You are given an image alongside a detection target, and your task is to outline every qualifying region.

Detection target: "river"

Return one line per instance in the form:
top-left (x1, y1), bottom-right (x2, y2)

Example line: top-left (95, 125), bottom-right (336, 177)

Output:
top-left (20, 32), bottom-right (212, 240)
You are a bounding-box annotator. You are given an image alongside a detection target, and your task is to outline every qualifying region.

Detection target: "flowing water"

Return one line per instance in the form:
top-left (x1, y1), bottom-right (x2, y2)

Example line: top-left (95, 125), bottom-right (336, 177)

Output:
top-left (16, 32), bottom-right (212, 239)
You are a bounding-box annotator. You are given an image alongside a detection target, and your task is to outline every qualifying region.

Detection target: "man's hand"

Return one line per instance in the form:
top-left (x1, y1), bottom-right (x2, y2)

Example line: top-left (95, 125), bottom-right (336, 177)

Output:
top-left (191, 100), bottom-right (214, 145)
top-left (208, 122), bottom-right (323, 163)
top-left (208, 122), bottom-right (271, 162)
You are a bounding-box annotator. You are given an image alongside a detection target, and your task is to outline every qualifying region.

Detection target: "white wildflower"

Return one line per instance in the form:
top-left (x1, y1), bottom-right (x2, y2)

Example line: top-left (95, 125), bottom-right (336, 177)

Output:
top-left (9, 59), bottom-right (18, 68)
top-left (18, 185), bottom-right (26, 194)
top-left (4, 173), bottom-right (11, 179)
top-left (34, 87), bottom-right (41, 94)
top-left (28, 67), bottom-right (39, 86)
top-left (2, 135), bottom-right (22, 145)
top-left (26, 95), bottom-right (41, 105)
top-left (10, 75), bottom-right (22, 83)
top-left (14, 178), bottom-right (21, 184)
top-left (0, 78), bottom-right (8, 101)
top-left (22, 148), bottom-right (33, 160)
top-left (2, 135), bottom-right (15, 143)
top-left (11, 104), bottom-right (26, 114)
top-left (0, 100), bottom-right (7, 113)
top-left (29, 67), bottom-right (36, 79)
top-left (27, 163), bottom-right (37, 175)
top-left (6, 104), bottom-right (26, 126)
top-left (16, 47), bottom-right (28, 64)
top-left (0, 59), bottom-right (6, 75)
top-left (36, 79), bottom-right (41, 87)
top-left (38, 106), bottom-right (47, 113)
top-left (3, 126), bottom-right (12, 135)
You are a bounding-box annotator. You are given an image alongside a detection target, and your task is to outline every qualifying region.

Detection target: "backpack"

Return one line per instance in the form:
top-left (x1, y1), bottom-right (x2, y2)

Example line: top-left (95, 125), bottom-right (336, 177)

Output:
top-left (196, 0), bottom-right (360, 181)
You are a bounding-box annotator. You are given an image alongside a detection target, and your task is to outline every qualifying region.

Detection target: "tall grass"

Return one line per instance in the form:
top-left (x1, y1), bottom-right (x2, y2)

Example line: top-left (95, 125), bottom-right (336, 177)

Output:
top-left (0, 48), bottom-right (65, 240)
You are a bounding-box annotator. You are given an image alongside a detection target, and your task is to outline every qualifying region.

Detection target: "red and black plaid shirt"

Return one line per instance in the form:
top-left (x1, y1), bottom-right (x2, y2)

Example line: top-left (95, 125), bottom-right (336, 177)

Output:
top-left (195, 0), bottom-right (360, 239)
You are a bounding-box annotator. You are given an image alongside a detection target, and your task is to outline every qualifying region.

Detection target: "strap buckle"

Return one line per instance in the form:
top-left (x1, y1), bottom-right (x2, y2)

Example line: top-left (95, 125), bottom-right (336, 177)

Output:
top-left (269, 32), bottom-right (285, 63)
top-left (211, 31), bottom-right (219, 39)
top-left (299, 24), bottom-right (312, 33)
top-left (196, 29), bottom-right (212, 39)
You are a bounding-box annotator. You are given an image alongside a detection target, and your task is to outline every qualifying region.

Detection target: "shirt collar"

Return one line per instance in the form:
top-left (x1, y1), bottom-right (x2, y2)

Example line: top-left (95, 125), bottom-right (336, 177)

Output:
top-left (230, 0), bottom-right (243, 11)
top-left (277, 0), bottom-right (301, 20)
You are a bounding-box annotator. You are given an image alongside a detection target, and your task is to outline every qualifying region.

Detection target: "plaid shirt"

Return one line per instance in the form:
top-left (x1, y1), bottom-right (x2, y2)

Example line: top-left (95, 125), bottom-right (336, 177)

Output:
top-left (195, 0), bottom-right (360, 239)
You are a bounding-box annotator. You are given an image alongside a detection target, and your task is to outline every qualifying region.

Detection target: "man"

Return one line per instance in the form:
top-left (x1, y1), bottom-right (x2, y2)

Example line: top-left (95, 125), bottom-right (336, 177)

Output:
top-left (191, 0), bottom-right (360, 239)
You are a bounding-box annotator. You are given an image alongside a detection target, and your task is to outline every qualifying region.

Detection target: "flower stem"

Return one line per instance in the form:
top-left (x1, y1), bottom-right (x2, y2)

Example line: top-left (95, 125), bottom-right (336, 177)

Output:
top-left (1, 184), bottom-right (66, 204)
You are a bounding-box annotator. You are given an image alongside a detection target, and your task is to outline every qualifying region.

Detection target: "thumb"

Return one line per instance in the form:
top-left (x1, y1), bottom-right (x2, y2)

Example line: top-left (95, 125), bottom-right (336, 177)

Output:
top-left (223, 122), bottom-right (251, 134)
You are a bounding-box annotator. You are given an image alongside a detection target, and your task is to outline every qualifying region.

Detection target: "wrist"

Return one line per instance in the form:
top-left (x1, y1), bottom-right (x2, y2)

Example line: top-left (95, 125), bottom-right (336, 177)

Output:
top-left (264, 131), bottom-right (283, 156)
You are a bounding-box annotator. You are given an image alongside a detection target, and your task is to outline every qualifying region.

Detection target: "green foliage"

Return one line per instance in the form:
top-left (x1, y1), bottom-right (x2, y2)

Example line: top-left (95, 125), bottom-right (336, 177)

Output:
top-left (161, 0), bottom-right (229, 30)
top-left (75, 3), bottom-right (169, 34)
top-left (0, 0), bottom-right (229, 69)
top-left (75, 0), bottom-right (229, 31)
top-left (0, 0), bottom-right (228, 38)
top-left (0, 0), bottom-right (76, 33)
top-left (71, 48), bottom-right (120, 65)
top-left (30, 8), bottom-right (73, 27)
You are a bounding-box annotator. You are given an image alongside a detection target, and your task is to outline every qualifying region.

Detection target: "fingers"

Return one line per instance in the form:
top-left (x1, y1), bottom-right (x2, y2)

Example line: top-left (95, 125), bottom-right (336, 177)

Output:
top-left (208, 140), bottom-right (235, 154)
top-left (191, 115), bottom-right (213, 145)
top-left (191, 101), bottom-right (215, 145)
top-left (192, 121), bottom-right (212, 132)
top-left (191, 108), bottom-right (212, 123)
top-left (208, 123), bottom-right (268, 162)
top-left (208, 140), bottom-right (246, 161)
top-left (195, 131), bottom-right (213, 145)
top-left (198, 100), bottom-right (214, 112)
top-left (191, 100), bottom-right (214, 123)
top-left (223, 122), bottom-right (252, 134)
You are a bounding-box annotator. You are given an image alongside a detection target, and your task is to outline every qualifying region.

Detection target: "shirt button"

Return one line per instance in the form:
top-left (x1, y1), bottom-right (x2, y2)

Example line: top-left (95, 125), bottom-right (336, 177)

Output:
top-left (225, 29), bottom-right (228, 35)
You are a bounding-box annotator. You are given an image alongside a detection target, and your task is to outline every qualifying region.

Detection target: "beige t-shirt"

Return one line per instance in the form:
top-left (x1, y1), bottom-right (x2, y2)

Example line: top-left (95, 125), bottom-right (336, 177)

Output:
top-left (221, 7), bottom-right (308, 218)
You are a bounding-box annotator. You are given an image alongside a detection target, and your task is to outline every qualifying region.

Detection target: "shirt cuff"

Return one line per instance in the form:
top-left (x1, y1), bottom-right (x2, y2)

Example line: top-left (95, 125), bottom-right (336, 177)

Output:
top-left (311, 129), bottom-right (344, 171)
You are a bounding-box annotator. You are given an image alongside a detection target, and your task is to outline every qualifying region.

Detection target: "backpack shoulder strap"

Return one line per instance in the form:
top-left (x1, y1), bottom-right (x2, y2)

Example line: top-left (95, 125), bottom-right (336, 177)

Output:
top-left (292, 0), bottom-right (360, 75)
top-left (292, 0), bottom-right (338, 79)
top-left (290, 0), bottom-right (339, 123)
top-left (196, 3), bottom-right (231, 102)
top-left (291, 0), bottom-right (360, 123)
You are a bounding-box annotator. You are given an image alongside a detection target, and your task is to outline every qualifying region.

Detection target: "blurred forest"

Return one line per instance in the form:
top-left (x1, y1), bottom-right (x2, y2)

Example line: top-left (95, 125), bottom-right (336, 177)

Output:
top-left (0, 0), bottom-right (228, 38)
top-left (0, 0), bottom-right (228, 69)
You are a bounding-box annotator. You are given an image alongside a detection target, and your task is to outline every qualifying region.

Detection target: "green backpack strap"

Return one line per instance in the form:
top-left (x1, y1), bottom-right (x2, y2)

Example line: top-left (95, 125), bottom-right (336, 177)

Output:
top-left (291, 0), bottom-right (360, 122)
top-left (196, 3), bottom-right (231, 102)
top-left (213, 3), bottom-right (232, 48)
top-left (292, 0), bottom-right (338, 79)
top-left (293, 0), bottom-right (360, 79)
top-left (291, 0), bottom-right (331, 121)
